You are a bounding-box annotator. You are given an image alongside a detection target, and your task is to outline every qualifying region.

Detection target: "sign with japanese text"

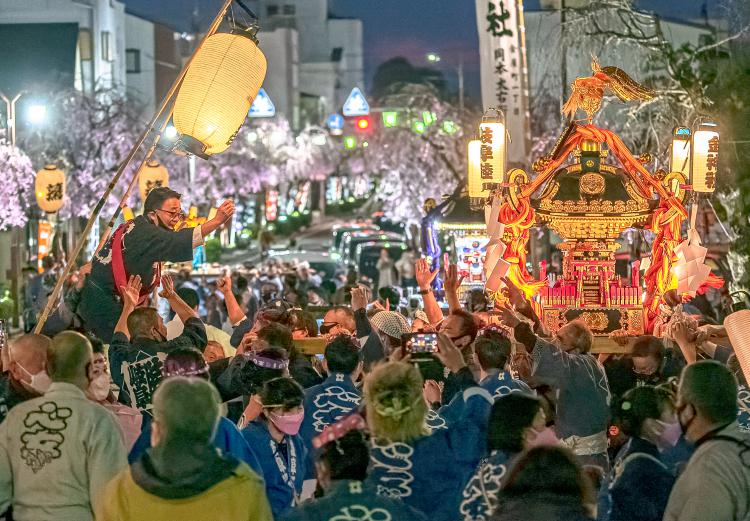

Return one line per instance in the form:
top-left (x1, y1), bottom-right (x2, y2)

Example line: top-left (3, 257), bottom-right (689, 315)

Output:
top-left (35, 166), bottom-right (66, 213)
top-left (479, 120), bottom-right (506, 187)
top-left (475, 0), bottom-right (530, 166)
top-left (691, 126), bottom-right (719, 193)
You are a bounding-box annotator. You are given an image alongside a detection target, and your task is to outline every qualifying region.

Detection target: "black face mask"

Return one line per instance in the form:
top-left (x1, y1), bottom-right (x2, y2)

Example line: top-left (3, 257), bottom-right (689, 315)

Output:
top-left (149, 212), bottom-right (173, 232)
top-left (634, 371), bottom-right (661, 386)
top-left (320, 323), bottom-right (336, 335)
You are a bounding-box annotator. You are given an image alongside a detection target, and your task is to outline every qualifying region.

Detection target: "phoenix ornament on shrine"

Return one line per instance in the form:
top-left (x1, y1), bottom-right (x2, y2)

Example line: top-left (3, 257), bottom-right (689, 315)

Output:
top-left (562, 57), bottom-right (655, 122)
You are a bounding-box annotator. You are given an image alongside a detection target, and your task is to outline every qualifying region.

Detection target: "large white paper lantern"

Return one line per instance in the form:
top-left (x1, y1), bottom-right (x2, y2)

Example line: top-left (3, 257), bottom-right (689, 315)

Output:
top-left (173, 30), bottom-right (267, 157)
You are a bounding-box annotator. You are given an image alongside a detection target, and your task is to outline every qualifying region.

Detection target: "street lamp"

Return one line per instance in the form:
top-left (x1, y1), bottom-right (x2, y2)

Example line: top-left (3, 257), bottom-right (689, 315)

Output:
top-left (164, 125), bottom-right (179, 140)
top-left (27, 104), bottom-right (47, 125)
top-left (0, 91), bottom-right (24, 146)
top-left (423, 52), bottom-right (464, 111)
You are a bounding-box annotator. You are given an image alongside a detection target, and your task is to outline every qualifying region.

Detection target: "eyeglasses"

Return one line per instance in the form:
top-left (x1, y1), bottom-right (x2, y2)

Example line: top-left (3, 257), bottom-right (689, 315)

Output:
top-left (156, 208), bottom-right (186, 220)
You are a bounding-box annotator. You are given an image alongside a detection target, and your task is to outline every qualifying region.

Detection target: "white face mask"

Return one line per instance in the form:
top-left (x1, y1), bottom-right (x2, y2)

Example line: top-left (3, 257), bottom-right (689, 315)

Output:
top-left (87, 373), bottom-right (111, 401)
top-left (16, 363), bottom-right (52, 394)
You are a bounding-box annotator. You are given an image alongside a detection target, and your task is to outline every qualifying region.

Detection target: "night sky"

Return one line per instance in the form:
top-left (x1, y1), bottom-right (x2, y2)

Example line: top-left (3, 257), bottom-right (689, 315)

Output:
top-left (122, 0), bottom-right (721, 101)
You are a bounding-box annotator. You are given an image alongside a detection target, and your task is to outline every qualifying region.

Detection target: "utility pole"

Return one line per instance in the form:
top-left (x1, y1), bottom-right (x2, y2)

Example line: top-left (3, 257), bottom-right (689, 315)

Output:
top-left (458, 53), bottom-right (465, 111)
top-left (560, 0), bottom-right (567, 112)
top-left (1, 91), bottom-right (25, 328)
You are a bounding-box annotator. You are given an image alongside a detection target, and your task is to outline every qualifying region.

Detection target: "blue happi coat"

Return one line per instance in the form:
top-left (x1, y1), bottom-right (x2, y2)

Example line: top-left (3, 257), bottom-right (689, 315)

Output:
top-left (479, 369), bottom-right (533, 399)
top-left (279, 480), bottom-right (429, 521)
top-left (607, 437), bottom-right (675, 521)
top-left (366, 387), bottom-right (491, 521)
top-left (459, 449), bottom-right (517, 521)
top-left (242, 420), bottom-right (310, 517)
top-left (439, 370), bottom-right (530, 457)
top-left (300, 372), bottom-right (361, 447)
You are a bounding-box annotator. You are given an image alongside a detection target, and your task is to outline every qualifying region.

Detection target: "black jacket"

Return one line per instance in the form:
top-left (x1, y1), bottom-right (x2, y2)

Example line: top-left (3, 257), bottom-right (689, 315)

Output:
top-left (491, 493), bottom-right (594, 521)
top-left (109, 317), bottom-right (207, 411)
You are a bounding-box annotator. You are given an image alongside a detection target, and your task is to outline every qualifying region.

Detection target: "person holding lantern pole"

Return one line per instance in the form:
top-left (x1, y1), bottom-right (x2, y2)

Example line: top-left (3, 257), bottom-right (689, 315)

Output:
top-left (78, 187), bottom-right (235, 342)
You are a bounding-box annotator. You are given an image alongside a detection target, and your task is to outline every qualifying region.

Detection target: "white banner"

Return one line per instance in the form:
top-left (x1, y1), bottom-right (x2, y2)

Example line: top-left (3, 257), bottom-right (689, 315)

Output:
top-left (476, 0), bottom-right (531, 167)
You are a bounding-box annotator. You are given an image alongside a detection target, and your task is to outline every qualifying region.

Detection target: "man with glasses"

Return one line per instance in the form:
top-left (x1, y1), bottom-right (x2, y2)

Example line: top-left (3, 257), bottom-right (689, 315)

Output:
top-left (79, 186), bottom-right (234, 341)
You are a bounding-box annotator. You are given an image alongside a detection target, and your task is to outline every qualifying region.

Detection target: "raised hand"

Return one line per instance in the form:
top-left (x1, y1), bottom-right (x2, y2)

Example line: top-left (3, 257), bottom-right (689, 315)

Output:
top-left (443, 260), bottom-right (465, 294)
top-left (216, 200), bottom-right (236, 224)
top-left (501, 276), bottom-right (529, 311)
top-left (423, 379), bottom-right (442, 405)
top-left (350, 286), bottom-right (369, 312)
top-left (435, 333), bottom-right (466, 373)
top-left (159, 273), bottom-right (176, 300)
top-left (120, 275), bottom-right (142, 309)
top-left (216, 275), bottom-right (233, 295)
top-left (415, 258), bottom-right (438, 290)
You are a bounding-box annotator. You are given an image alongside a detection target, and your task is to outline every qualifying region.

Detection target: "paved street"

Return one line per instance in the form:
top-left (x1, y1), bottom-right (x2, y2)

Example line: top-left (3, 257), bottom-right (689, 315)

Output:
top-left (219, 217), bottom-right (338, 267)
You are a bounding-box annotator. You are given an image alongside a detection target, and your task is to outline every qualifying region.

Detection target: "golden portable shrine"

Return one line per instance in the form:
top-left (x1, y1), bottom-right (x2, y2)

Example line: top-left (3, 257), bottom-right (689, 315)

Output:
top-left (472, 59), bottom-right (722, 351)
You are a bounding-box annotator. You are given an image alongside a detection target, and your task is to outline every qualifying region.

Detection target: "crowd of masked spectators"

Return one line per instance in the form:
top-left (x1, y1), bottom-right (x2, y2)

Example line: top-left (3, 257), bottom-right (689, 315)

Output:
top-left (2, 250), bottom-right (749, 521)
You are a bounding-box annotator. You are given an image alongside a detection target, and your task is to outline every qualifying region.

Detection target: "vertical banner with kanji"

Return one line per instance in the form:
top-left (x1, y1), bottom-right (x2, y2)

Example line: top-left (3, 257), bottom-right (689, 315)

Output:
top-left (476, 0), bottom-right (531, 166)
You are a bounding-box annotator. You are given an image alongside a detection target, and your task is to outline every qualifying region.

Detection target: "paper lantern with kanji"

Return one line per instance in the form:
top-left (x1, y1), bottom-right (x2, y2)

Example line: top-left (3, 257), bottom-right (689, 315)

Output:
top-left (138, 160), bottom-right (169, 202)
top-left (478, 113), bottom-right (506, 186)
top-left (35, 165), bottom-right (66, 213)
top-left (691, 122), bottom-right (719, 193)
top-left (173, 30), bottom-right (267, 157)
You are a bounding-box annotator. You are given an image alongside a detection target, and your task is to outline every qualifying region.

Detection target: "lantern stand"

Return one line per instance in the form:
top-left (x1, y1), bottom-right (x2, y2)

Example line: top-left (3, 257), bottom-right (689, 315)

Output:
top-left (33, 0), bottom-right (252, 334)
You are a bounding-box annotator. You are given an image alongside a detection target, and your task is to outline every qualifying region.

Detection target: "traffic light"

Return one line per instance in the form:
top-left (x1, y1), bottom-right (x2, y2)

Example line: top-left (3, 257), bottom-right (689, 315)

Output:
top-left (355, 116), bottom-right (372, 132)
top-left (343, 136), bottom-right (357, 150)
top-left (382, 111), bottom-right (399, 128)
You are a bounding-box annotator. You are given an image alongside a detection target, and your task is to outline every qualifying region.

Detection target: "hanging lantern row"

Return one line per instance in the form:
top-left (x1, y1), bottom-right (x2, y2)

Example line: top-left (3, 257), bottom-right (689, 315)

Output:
top-left (467, 108), bottom-right (506, 208)
top-left (669, 122), bottom-right (719, 194)
top-left (35, 164), bottom-right (66, 213)
top-left (138, 160), bottom-right (169, 201)
top-left (173, 23), bottom-right (268, 159)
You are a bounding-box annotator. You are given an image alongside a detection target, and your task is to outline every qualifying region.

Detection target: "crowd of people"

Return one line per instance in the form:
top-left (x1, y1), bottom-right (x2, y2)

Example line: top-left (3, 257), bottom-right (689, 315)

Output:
top-left (1, 187), bottom-right (749, 521)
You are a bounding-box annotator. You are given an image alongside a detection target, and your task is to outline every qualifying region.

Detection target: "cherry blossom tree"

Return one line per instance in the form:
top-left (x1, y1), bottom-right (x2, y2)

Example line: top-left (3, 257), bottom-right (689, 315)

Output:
top-left (0, 140), bottom-right (35, 230)
top-left (349, 83), bottom-right (480, 222)
top-left (19, 88), bottom-right (140, 219)
top-left (167, 117), bottom-right (340, 207)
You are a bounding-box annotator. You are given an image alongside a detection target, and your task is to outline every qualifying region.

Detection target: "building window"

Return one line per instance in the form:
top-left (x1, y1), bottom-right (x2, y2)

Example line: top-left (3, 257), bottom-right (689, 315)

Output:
top-left (331, 47), bottom-right (343, 62)
top-left (283, 4), bottom-right (295, 15)
top-left (126, 49), bottom-right (141, 73)
top-left (101, 31), bottom-right (114, 62)
top-left (267, 4), bottom-right (279, 16)
top-left (79, 28), bottom-right (92, 61)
